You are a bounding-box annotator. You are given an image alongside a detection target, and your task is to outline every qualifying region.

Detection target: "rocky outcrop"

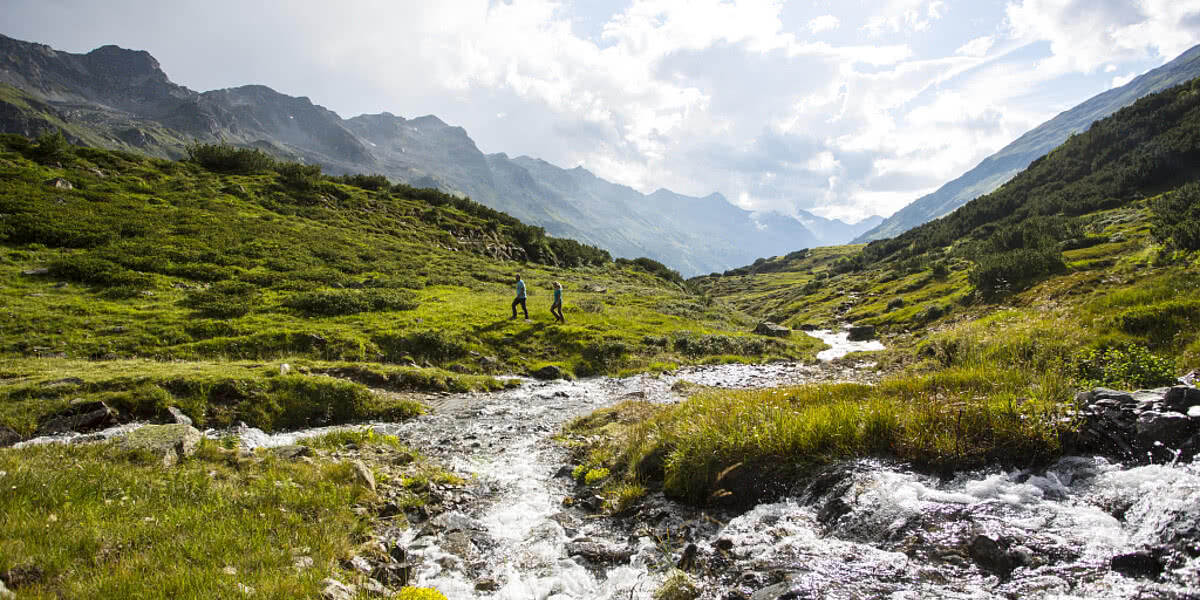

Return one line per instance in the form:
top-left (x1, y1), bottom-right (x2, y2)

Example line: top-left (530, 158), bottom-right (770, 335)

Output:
top-left (1075, 385), bottom-right (1200, 462)
top-left (847, 325), bottom-right (876, 341)
top-left (35, 400), bottom-right (118, 436)
top-left (753, 322), bottom-right (790, 338)
top-left (115, 424), bottom-right (202, 467)
top-left (0, 426), bottom-right (20, 448)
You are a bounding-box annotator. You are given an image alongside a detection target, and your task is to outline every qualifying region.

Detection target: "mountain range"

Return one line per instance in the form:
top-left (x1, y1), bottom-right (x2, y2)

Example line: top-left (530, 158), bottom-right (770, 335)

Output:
top-left (0, 33), bottom-right (880, 277)
top-left (854, 42), bottom-right (1200, 243)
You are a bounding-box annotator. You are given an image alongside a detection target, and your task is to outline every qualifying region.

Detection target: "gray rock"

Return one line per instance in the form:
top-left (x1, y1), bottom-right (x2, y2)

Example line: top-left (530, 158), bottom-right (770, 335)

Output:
top-left (531, 365), bottom-right (565, 380)
top-left (35, 400), bottom-right (118, 436)
top-left (847, 325), bottom-right (876, 341)
top-left (166, 406), bottom-right (192, 426)
top-left (320, 578), bottom-right (357, 600)
top-left (352, 460), bottom-right (376, 492)
top-left (753, 322), bottom-right (791, 338)
top-left (0, 579), bottom-right (12, 600)
top-left (1110, 550), bottom-right (1164, 579)
top-left (279, 363), bottom-right (291, 376)
top-left (969, 535), bottom-right (1019, 577)
top-left (116, 424), bottom-right (202, 467)
top-left (566, 539), bottom-right (634, 564)
top-left (45, 177), bottom-right (73, 190)
top-left (751, 579), bottom-right (797, 600)
top-left (20, 268), bottom-right (50, 276)
top-left (343, 555), bottom-right (372, 574)
top-left (1135, 411), bottom-right (1196, 448)
top-left (292, 556), bottom-right (314, 571)
top-left (0, 426), bottom-right (20, 448)
top-left (1164, 386), bottom-right (1200, 413)
top-left (41, 377), bottom-right (84, 388)
top-left (1091, 388), bottom-right (1135, 405)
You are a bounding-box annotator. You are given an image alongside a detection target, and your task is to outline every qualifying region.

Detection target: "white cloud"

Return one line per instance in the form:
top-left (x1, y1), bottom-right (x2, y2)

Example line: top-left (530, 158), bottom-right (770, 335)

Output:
top-left (1111, 72), bottom-right (1137, 87)
top-left (863, 0), bottom-right (948, 34)
top-left (807, 14), bottom-right (840, 33)
top-left (955, 35), bottom-right (995, 57)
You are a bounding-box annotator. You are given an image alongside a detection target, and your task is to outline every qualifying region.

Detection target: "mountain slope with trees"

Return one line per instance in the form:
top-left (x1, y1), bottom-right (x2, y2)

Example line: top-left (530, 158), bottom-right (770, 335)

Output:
top-left (855, 42), bottom-right (1200, 243)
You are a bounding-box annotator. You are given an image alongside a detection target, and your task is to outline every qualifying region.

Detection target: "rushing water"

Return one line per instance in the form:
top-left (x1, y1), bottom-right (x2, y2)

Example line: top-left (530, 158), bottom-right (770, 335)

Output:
top-left (16, 333), bottom-right (1200, 598)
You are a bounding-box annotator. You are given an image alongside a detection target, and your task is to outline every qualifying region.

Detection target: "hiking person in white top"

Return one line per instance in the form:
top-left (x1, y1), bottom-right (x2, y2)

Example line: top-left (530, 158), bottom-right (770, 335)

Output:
top-left (511, 274), bottom-right (528, 319)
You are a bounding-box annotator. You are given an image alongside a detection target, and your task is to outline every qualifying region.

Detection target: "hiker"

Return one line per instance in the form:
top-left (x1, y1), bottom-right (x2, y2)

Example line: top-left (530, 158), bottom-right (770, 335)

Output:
top-left (550, 281), bottom-right (565, 323)
top-left (511, 273), bottom-right (528, 319)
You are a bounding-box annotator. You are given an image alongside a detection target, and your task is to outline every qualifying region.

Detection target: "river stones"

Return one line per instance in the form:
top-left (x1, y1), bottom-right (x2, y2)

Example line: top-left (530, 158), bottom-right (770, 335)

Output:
top-left (1110, 549), bottom-right (1165, 579)
top-left (565, 538), bottom-right (634, 564)
top-left (116, 424), bottom-right (202, 467)
top-left (531, 364), bottom-right (566, 380)
top-left (165, 405), bottom-right (192, 426)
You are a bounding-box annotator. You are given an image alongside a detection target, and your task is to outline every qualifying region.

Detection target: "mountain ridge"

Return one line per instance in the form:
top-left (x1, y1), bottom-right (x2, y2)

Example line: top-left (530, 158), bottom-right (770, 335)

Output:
top-left (0, 33), bottom-right (875, 277)
top-left (854, 42), bottom-right (1200, 243)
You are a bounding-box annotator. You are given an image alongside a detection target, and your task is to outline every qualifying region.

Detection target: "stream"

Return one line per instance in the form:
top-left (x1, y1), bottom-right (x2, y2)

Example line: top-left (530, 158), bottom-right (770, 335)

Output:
top-left (18, 333), bottom-right (1200, 598)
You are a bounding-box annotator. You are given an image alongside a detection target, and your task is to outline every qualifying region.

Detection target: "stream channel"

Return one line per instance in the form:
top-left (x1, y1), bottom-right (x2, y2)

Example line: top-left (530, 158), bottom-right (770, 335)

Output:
top-left (25, 332), bottom-right (1200, 598)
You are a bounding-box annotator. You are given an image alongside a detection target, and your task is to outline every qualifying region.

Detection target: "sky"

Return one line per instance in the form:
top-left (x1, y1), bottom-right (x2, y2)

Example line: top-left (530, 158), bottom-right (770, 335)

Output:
top-left (5, 0), bottom-right (1200, 222)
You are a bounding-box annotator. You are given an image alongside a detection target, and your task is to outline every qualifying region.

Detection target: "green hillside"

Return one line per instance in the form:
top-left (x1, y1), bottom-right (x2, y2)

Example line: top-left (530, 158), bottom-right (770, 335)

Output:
top-left (567, 79), bottom-right (1200, 508)
top-left (0, 134), bottom-right (820, 435)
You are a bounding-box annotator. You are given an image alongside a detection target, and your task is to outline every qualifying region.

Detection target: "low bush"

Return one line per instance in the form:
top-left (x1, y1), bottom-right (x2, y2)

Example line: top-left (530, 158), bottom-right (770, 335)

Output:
top-left (374, 330), bottom-right (470, 364)
top-left (969, 248), bottom-right (1064, 300)
top-left (180, 281), bottom-right (260, 318)
top-left (186, 143), bottom-right (275, 174)
top-left (1151, 183), bottom-right (1200, 251)
top-left (49, 254), bottom-right (155, 289)
top-left (1073, 344), bottom-right (1176, 389)
top-left (283, 288), bottom-right (418, 316)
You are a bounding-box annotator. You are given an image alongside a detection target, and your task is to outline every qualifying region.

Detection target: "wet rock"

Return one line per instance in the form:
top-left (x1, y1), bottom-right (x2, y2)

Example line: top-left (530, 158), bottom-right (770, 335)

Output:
top-left (715, 538), bottom-right (734, 551)
top-left (817, 497), bottom-right (851, 526)
top-left (750, 579), bottom-right (797, 600)
top-left (847, 325), bottom-right (876, 341)
top-left (272, 445), bottom-right (315, 460)
top-left (35, 400), bottom-right (117, 436)
top-left (0, 426), bottom-right (20, 448)
top-left (342, 555), bottom-right (372, 574)
top-left (1135, 411), bottom-right (1196, 448)
top-left (372, 562), bottom-right (411, 587)
top-left (566, 538), bottom-right (634, 564)
top-left (968, 535), bottom-right (1020, 577)
top-left (676, 543), bottom-right (699, 570)
top-left (116, 424), bottom-right (202, 467)
top-left (753, 322), bottom-right (790, 338)
top-left (475, 577), bottom-right (501, 591)
top-left (531, 364), bottom-right (566, 380)
top-left (1164, 386), bottom-right (1200, 413)
top-left (352, 460), bottom-right (376, 492)
top-left (166, 406), bottom-right (192, 426)
top-left (1110, 550), bottom-right (1164, 579)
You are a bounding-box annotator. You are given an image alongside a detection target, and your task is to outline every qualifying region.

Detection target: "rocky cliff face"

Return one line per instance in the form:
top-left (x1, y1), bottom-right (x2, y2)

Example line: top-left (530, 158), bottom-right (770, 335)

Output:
top-left (0, 33), bottom-right (873, 276)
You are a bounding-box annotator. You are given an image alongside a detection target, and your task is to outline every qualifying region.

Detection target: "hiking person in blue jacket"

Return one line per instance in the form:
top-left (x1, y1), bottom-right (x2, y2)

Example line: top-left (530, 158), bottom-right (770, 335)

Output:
top-left (511, 274), bottom-right (528, 319)
top-left (550, 281), bottom-right (565, 323)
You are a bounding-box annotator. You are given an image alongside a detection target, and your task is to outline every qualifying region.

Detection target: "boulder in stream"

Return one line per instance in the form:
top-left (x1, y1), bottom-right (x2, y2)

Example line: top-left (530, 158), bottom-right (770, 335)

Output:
top-left (847, 325), bottom-right (876, 341)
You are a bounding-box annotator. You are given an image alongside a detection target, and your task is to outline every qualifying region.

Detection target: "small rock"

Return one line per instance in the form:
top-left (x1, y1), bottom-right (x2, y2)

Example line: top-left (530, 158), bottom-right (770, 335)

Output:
top-left (237, 583), bottom-right (255, 595)
top-left (361, 579), bottom-right (387, 597)
top-left (968, 535), bottom-right (1018, 577)
top-left (292, 556), bottom-right (314, 571)
top-left (847, 325), bottom-right (876, 341)
top-left (45, 177), bottom-right (73, 190)
top-left (223, 566), bottom-right (238, 576)
top-left (166, 406), bottom-right (193, 426)
top-left (0, 579), bottom-right (12, 600)
top-left (1110, 550), bottom-right (1164, 579)
top-left (20, 268), bottom-right (50, 276)
top-left (115, 424), bottom-right (203, 467)
top-left (41, 377), bottom-right (84, 388)
top-left (753, 322), bottom-right (791, 338)
top-left (352, 460), bottom-right (376, 492)
top-left (0, 426), bottom-right (21, 448)
top-left (531, 365), bottom-right (564, 380)
top-left (676, 543), bottom-right (699, 570)
top-left (280, 363), bottom-right (291, 376)
top-left (475, 577), bottom-right (501, 591)
top-left (343, 555), bottom-right (372, 574)
top-left (320, 578), bottom-right (357, 600)
top-left (566, 539), bottom-right (634, 564)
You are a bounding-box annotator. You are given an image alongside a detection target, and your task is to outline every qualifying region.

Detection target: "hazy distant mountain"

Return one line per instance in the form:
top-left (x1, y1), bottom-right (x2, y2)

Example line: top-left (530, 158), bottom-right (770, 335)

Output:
top-left (855, 43), bottom-right (1200, 243)
top-left (0, 33), bottom-right (872, 276)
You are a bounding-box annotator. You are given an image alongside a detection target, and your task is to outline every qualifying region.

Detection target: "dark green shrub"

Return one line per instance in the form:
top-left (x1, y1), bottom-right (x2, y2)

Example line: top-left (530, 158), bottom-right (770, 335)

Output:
top-left (186, 143), bottom-right (275, 174)
top-left (329, 173), bottom-right (391, 191)
top-left (49, 254), bottom-right (155, 288)
top-left (1151, 183), bottom-right (1200, 251)
top-left (582, 339), bottom-right (631, 370)
top-left (29, 130), bottom-right (71, 164)
top-left (671, 331), bottom-right (766, 358)
top-left (616, 257), bottom-right (683, 284)
top-left (180, 281), bottom-right (260, 318)
top-left (275, 162), bottom-right (323, 192)
top-left (1115, 299), bottom-right (1200, 340)
top-left (284, 289), bottom-right (418, 316)
top-left (374, 330), bottom-right (468, 363)
top-left (1073, 344), bottom-right (1176, 389)
top-left (968, 249), bottom-right (1064, 300)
